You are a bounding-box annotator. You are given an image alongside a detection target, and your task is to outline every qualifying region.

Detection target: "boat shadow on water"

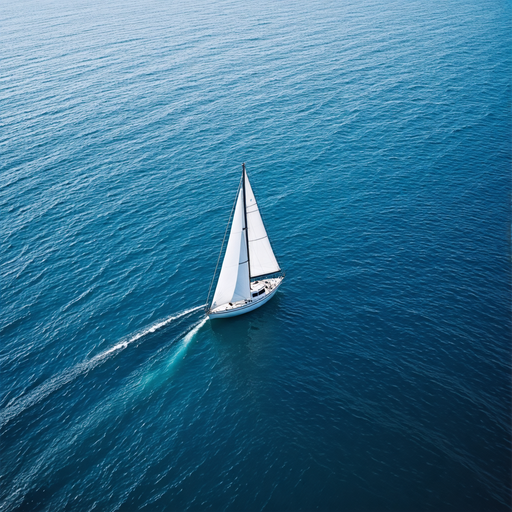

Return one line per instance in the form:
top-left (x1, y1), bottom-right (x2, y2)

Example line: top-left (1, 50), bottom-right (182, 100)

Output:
top-left (208, 293), bottom-right (284, 375)
top-left (207, 295), bottom-right (285, 397)
top-left (209, 293), bottom-right (283, 338)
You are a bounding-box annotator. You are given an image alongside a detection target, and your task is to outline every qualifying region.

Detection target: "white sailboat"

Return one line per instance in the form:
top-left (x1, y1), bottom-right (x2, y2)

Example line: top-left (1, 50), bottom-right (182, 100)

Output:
top-left (207, 164), bottom-right (284, 318)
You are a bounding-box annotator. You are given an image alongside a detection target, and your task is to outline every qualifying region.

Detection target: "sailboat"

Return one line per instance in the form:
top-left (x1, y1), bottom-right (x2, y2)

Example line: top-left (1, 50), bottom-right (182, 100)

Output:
top-left (207, 163), bottom-right (284, 318)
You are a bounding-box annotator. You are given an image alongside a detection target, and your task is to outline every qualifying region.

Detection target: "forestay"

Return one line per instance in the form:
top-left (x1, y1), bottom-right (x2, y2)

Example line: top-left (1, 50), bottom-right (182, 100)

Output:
top-left (211, 189), bottom-right (251, 308)
top-left (244, 172), bottom-right (281, 278)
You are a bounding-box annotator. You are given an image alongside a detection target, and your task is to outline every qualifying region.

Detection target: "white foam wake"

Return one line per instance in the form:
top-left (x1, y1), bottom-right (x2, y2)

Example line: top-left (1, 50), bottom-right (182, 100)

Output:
top-left (166, 317), bottom-right (208, 367)
top-left (139, 316), bottom-right (208, 389)
top-left (0, 305), bottom-right (205, 428)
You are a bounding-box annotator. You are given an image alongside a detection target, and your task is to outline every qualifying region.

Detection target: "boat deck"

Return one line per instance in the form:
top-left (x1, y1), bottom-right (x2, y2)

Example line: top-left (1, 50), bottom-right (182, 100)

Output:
top-left (209, 277), bottom-right (282, 316)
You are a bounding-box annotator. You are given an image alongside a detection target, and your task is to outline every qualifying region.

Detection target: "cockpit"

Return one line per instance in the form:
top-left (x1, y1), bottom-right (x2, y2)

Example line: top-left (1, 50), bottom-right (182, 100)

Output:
top-left (251, 281), bottom-right (266, 299)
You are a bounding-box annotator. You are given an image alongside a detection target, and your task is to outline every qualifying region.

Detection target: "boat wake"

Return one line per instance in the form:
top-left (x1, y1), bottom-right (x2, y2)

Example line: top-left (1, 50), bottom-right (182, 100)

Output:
top-left (149, 317), bottom-right (208, 378)
top-left (0, 305), bottom-right (205, 428)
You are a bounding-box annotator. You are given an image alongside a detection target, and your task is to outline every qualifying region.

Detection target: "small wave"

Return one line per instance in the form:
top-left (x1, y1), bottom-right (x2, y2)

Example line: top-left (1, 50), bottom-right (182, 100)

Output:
top-left (0, 304), bottom-right (205, 428)
top-left (61, 287), bottom-right (96, 312)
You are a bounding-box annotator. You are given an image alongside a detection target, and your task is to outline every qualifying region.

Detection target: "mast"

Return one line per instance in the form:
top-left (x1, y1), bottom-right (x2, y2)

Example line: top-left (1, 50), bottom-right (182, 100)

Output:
top-left (242, 163), bottom-right (251, 288)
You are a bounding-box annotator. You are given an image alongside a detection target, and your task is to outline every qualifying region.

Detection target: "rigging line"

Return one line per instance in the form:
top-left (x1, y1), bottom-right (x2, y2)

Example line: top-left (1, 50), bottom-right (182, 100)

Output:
top-left (205, 174), bottom-right (243, 310)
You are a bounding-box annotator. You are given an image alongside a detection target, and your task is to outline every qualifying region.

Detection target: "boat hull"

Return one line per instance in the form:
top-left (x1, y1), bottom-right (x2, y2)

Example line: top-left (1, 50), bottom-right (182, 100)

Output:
top-left (208, 277), bottom-right (283, 319)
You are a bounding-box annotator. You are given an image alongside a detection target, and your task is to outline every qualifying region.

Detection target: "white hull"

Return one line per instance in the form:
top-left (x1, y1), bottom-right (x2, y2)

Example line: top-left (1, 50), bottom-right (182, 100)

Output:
top-left (208, 277), bottom-right (283, 319)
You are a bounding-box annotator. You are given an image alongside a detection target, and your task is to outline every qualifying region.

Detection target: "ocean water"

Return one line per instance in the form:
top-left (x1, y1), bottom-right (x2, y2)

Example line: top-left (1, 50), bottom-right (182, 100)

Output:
top-left (1, 0), bottom-right (511, 510)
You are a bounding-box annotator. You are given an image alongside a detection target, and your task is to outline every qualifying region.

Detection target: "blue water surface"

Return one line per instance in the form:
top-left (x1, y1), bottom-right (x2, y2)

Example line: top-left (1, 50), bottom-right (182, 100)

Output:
top-left (1, 0), bottom-right (511, 510)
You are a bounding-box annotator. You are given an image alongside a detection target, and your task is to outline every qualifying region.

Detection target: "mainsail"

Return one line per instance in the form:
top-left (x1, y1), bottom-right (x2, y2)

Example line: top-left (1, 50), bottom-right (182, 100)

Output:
top-left (211, 166), bottom-right (281, 309)
top-left (211, 188), bottom-right (251, 308)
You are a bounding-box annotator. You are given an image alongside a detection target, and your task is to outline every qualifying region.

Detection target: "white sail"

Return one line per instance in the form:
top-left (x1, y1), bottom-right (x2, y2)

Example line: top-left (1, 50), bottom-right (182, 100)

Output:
top-left (244, 172), bottom-right (281, 278)
top-left (211, 188), bottom-right (251, 308)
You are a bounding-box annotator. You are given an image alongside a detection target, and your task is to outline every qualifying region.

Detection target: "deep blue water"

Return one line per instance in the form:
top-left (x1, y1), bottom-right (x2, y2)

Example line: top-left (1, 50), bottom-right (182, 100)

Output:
top-left (1, 0), bottom-right (511, 510)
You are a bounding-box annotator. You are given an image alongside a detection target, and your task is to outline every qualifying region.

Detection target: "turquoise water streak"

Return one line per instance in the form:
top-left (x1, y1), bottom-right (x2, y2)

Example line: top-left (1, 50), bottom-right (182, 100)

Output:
top-left (1, 0), bottom-right (510, 510)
